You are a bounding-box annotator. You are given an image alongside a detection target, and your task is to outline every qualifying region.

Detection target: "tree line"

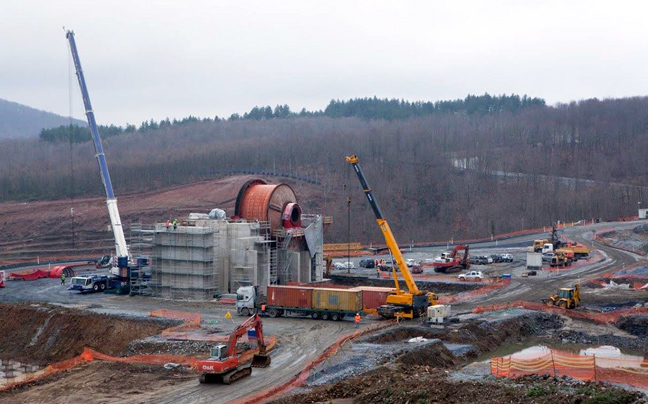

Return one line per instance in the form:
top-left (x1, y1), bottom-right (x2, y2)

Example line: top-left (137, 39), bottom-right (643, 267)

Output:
top-left (39, 94), bottom-right (544, 143)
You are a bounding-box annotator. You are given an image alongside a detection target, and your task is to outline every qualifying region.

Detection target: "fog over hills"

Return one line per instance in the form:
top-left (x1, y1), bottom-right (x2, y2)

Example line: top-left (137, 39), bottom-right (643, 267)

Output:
top-left (0, 99), bottom-right (86, 139)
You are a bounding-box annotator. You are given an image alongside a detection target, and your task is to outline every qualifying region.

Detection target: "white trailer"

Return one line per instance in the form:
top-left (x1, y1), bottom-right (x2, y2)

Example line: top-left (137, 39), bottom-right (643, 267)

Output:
top-left (526, 252), bottom-right (542, 269)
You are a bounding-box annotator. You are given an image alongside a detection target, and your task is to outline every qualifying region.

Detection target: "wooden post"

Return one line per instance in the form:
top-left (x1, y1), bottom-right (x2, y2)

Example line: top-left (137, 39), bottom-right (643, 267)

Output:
top-left (593, 354), bottom-right (597, 381)
top-left (551, 350), bottom-right (557, 376)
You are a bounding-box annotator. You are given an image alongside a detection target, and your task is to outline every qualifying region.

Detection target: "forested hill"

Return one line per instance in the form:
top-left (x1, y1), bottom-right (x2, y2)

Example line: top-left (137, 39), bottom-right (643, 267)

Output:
top-left (0, 99), bottom-right (86, 139)
top-left (4, 94), bottom-right (648, 243)
top-left (39, 94), bottom-right (544, 142)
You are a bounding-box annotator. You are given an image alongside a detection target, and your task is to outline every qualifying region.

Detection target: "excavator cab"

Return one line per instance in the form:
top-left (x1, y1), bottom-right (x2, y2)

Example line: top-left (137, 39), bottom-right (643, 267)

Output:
top-left (209, 344), bottom-right (227, 361)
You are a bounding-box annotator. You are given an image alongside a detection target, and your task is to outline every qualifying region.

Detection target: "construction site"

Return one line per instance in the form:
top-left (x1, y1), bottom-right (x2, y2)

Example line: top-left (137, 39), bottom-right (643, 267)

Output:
top-left (1, 32), bottom-right (648, 404)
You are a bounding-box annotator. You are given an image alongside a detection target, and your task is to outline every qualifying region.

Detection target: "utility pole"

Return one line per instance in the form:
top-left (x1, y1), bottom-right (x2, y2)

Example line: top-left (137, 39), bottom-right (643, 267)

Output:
top-left (347, 195), bottom-right (351, 274)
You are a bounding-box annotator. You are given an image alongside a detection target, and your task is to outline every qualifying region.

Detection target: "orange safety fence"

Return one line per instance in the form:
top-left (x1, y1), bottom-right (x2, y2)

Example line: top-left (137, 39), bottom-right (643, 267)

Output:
top-left (0, 337), bottom-right (278, 393)
top-left (491, 348), bottom-right (648, 388)
top-left (232, 321), bottom-right (396, 404)
top-left (473, 301), bottom-right (648, 324)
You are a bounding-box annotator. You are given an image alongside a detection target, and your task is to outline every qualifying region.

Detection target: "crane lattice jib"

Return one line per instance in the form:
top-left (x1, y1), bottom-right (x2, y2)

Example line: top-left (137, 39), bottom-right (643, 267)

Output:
top-left (66, 31), bottom-right (129, 261)
top-left (345, 155), bottom-right (422, 296)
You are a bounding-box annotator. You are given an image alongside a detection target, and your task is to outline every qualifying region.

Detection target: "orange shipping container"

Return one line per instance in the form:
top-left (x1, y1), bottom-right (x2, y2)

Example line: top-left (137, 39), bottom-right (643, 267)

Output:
top-left (350, 286), bottom-right (393, 311)
top-left (267, 285), bottom-right (313, 309)
top-left (312, 288), bottom-right (363, 312)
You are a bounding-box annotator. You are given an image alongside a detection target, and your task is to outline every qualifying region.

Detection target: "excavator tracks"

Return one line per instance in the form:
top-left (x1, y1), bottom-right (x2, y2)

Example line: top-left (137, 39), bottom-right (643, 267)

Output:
top-left (223, 365), bottom-right (252, 384)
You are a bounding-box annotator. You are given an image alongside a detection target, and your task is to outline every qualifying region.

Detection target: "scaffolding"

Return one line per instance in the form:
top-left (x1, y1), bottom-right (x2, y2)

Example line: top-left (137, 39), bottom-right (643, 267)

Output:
top-left (128, 223), bottom-right (155, 296)
top-left (150, 223), bottom-right (219, 301)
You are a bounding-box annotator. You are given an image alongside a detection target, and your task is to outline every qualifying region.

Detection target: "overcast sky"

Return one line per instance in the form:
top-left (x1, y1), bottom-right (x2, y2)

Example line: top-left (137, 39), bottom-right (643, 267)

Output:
top-left (3, 1), bottom-right (648, 126)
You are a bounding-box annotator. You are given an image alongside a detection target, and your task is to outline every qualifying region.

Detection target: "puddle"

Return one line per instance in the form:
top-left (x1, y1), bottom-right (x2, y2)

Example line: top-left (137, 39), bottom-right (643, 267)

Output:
top-left (579, 346), bottom-right (647, 368)
top-left (0, 360), bottom-right (43, 388)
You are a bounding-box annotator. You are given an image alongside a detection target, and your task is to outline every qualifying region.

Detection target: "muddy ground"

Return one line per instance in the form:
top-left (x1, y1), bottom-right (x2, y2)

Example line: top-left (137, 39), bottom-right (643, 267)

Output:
top-left (2, 219), bottom-right (648, 402)
top-left (272, 310), bottom-right (648, 403)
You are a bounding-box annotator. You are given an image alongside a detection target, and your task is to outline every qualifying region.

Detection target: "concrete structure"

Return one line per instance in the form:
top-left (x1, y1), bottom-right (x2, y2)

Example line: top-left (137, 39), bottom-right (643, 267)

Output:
top-left (150, 216), bottom-right (324, 300)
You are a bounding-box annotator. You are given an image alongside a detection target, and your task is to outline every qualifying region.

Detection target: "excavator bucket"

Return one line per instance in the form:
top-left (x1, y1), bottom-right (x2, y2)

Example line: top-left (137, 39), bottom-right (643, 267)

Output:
top-left (251, 353), bottom-right (271, 368)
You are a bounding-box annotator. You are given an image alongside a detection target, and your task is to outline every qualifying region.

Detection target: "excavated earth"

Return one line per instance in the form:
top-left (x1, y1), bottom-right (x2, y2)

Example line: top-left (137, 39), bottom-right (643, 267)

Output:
top-left (273, 311), bottom-right (648, 403)
top-left (0, 303), bottom-right (176, 365)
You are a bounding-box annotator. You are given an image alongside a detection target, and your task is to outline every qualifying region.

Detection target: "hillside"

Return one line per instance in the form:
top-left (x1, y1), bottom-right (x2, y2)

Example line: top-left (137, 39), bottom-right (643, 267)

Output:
top-left (1, 96), bottom-right (647, 244)
top-left (0, 175), bottom-right (322, 262)
top-left (0, 98), bottom-right (86, 139)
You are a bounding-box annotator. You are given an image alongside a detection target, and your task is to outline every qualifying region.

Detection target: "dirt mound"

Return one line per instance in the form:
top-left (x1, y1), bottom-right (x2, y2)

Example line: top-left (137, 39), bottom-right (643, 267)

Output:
top-left (367, 311), bottom-right (563, 354)
top-left (397, 339), bottom-right (457, 368)
top-left (271, 364), bottom-right (644, 404)
top-left (0, 303), bottom-right (175, 365)
top-left (617, 315), bottom-right (648, 337)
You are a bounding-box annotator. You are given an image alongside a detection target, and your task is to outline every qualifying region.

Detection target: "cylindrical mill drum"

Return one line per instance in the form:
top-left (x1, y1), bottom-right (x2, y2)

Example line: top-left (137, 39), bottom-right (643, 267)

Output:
top-left (235, 179), bottom-right (298, 232)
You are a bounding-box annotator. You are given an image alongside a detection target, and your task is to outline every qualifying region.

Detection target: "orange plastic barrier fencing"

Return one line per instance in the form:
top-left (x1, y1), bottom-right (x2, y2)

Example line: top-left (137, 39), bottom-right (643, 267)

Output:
top-left (149, 309), bottom-right (201, 324)
top-left (0, 337), bottom-right (278, 392)
top-left (492, 348), bottom-right (648, 388)
top-left (473, 301), bottom-right (648, 324)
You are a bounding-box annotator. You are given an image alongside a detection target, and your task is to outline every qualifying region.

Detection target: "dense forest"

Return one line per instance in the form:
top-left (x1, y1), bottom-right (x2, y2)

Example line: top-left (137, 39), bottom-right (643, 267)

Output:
top-left (39, 94), bottom-right (545, 142)
top-left (5, 94), bottom-right (648, 243)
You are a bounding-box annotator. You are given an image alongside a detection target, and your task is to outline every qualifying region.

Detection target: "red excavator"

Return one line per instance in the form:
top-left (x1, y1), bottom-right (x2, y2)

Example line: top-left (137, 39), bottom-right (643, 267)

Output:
top-left (197, 313), bottom-right (271, 384)
top-left (433, 244), bottom-right (470, 273)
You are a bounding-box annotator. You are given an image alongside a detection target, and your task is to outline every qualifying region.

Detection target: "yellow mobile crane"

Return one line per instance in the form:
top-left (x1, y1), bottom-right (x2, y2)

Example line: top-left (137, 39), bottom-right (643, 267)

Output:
top-left (346, 155), bottom-right (437, 318)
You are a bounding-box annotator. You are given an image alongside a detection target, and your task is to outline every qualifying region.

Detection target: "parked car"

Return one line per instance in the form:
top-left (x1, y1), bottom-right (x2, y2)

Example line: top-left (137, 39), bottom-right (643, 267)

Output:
top-left (405, 259), bottom-right (416, 267)
top-left (490, 254), bottom-right (503, 263)
top-left (500, 253), bottom-right (514, 263)
top-left (458, 271), bottom-right (484, 281)
top-left (470, 255), bottom-right (491, 265)
top-left (359, 259), bottom-right (375, 268)
top-left (334, 261), bottom-right (356, 269)
top-left (542, 252), bottom-right (554, 262)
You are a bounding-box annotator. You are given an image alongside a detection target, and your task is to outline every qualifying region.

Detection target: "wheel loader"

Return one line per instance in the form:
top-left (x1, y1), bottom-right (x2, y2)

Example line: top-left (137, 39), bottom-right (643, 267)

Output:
top-left (545, 283), bottom-right (581, 309)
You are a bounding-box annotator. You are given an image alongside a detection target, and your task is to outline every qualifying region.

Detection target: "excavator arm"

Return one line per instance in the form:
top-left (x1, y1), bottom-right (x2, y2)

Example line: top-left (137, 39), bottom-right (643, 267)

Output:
top-left (225, 313), bottom-right (268, 358)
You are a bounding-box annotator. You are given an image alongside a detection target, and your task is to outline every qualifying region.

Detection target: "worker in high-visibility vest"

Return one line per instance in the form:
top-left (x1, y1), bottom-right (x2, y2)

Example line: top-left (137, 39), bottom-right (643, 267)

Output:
top-left (354, 313), bottom-right (361, 328)
top-left (261, 304), bottom-right (266, 317)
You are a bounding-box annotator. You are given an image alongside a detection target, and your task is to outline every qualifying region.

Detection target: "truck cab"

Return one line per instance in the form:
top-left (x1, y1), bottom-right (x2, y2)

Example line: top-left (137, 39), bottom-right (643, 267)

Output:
top-left (542, 243), bottom-right (554, 254)
top-left (236, 286), bottom-right (262, 316)
top-left (69, 275), bottom-right (110, 293)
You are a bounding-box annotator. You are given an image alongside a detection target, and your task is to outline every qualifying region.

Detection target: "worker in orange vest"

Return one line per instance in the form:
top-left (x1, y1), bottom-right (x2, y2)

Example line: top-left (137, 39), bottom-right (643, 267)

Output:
top-left (260, 304), bottom-right (266, 316)
top-left (354, 313), bottom-right (361, 328)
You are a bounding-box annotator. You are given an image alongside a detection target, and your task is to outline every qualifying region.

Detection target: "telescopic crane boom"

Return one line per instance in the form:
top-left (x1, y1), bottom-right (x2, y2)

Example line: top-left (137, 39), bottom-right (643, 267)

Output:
top-left (66, 31), bottom-right (129, 277)
top-left (346, 155), bottom-right (436, 318)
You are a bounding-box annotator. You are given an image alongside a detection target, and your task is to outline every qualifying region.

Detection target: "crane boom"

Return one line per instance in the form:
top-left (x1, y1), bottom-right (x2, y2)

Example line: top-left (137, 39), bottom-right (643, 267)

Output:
top-left (345, 155), bottom-right (421, 295)
top-left (346, 155), bottom-right (435, 319)
top-left (66, 31), bottom-right (129, 273)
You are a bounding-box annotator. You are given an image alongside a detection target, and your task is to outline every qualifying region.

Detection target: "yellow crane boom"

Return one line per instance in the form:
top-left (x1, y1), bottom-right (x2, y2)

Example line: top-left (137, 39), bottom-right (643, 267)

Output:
top-left (345, 155), bottom-right (436, 318)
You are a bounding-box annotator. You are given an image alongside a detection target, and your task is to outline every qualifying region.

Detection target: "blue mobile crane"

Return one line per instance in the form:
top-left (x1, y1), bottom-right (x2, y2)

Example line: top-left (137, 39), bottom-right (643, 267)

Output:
top-left (66, 30), bottom-right (140, 293)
